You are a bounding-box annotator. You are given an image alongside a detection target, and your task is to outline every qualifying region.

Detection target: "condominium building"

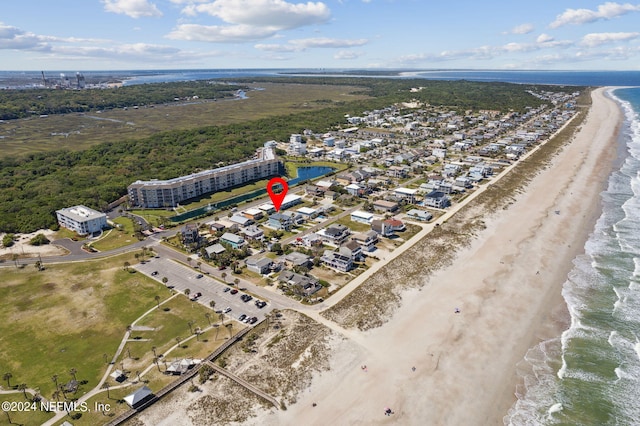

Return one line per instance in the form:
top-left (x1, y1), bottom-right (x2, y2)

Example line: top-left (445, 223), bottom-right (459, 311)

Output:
top-left (56, 205), bottom-right (107, 236)
top-left (128, 147), bottom-right (281, 208)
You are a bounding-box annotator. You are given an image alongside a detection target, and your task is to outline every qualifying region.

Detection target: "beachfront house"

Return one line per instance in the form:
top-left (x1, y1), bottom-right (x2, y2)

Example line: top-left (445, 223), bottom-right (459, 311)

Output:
top-left (246, 257), bottom-right (274, 275)
top-left (220, 232), bottom-right (245, 249)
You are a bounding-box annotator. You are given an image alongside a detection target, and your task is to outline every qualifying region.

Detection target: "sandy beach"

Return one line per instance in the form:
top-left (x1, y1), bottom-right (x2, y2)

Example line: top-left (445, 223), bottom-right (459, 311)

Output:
top-left (249, 88), bottom-right (622, 425)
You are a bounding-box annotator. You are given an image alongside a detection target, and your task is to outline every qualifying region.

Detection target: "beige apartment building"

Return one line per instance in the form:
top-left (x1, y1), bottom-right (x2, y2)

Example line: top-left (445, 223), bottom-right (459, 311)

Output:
top-left (128, 147), bottom-right (281, 208)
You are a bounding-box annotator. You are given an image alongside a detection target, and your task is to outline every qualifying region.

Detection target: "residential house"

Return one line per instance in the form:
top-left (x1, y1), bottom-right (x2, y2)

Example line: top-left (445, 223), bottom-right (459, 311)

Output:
top-left (229, 214), bottom-right (253, 227)
top-left (373, 200), bottom-right (399, 213)
top-left (299, 233), bottom-right (323, 248)
top-left (424, 191), bottom-right (451, 209)
top-left (278, 271), bottom-right (322, 295)
top-left (205, 243), bottom-right (226, 258)
top-left (341, 240), bottom-right (363, 261)
top-left (351, 230), bottom-right (378, 251)
top-left (393, 187), bottom-right (418, 204)
top-left (268, 213), bottom-right (293, 231)
top-left (318, 224), bottom-right (350, 245)
top-left (384, 218), bottom-right (405, 233)
top-left (345, 183), bottom-right (366, 197)
top-left (241, 225), bottom-right (264, 240)
top-left (181, 224), bottom-right (200, 245)
top-left (371, 219), bottom-right (393, 237)
top-left (407, 209), bottom-right (433, 222)
top-left (246, 257), bottom-right (273, 275)
top-left (350, 210), bottom-right (375, 224)
top-left (283, 252), bottom-right (313, 269)
top-left (320, 250), bottom-right (354, 272)
top-left (242, 208), bottom-right (263, 221)
top-left (220, 232), bottom-right (245, 249)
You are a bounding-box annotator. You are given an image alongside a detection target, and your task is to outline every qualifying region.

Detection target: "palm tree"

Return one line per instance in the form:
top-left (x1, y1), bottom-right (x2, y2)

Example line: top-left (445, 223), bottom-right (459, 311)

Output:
top-left (34, 260), bottom-right (42, 271)
top-left (197, 261), bottom-right (202, 270)
top-left (17, 383), bottom-right (27, 399)
top-left (184, 288), bottom-right (191, 297)
top-left (4, 408), bottom-right (12, 424)
top-left (153, 357), bottom-right (161, 372)
top-left (209, 300), bottom-right (216, 310)
top-left (3, 372), bottom-right (12, 388)
top-left (51, 374), bottom-right (58, 390)
top-left (69, 368), bottom-right (77, 382)
top-left (52, 389), bottom-right (61, 402)
top-left (162, 277), bottom-right (168, 286)
top-left (221, 272), bottom-right (227, 283)
top-left (135, 370), bottom-right (141, 382)
top-left (218, 312), bottom-right (225, 325)
top-left (151, 346), bottom-right (157, 358)
top-left (187, 321), bottom-right (194, 335)
top-left (214, 324), bottom-right (220, 340)
top-left (134, 253), bottom-right (140, 263)
top-left (233, 278), bottom-right (240, 287)
top-left (123, 261), bottom-right (130, 271)
top-left (226, 323), bottom-right (233, 339)
top-left (102, 382), bottom-right (110, 399)
top-left (154, 295), bottom-right (161, 308)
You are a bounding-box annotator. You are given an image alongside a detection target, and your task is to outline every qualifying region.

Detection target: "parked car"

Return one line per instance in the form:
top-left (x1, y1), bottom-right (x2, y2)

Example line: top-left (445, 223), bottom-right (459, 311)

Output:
top-left (151, 271), bottom-right (158, 276)
top-left (238, 314), bottom-right (247, 322)
top-left (249, 317), bottom-right (258, 324)
top-left (223, 287), bottom-right (231, 293)
top-left (196, 274), bottom-right (203, 279)
top-left (255, 300), bottom-right (267, 308)
top-left (230, 289), bottom-right (238, 295)
top-left (223, 307), bottom-right (232, 313)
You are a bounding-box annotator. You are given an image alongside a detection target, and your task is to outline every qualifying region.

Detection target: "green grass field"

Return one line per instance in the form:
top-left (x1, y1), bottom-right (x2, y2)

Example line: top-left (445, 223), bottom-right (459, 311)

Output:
top-left (0, 83), bottom-right (369, 159)
top-left (0, 252), bottom-right (214, 402)
top-left (90, 217), bottom-right (136, 252)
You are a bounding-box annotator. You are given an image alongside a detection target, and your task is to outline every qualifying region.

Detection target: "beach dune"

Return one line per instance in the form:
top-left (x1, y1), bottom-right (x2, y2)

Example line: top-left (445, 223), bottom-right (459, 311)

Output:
top-left (260, 87), bottom-right (622, 425)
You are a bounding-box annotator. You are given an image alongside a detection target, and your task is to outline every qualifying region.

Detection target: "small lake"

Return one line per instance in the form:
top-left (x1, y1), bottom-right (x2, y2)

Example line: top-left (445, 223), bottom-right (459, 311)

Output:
top-left (169, 165), bottom-right (335, 222)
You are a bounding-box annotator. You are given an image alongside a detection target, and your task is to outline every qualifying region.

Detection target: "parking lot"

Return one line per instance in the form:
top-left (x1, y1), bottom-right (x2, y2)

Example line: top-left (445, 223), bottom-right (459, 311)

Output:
top-left (133, 257), bottom-right (272, 325)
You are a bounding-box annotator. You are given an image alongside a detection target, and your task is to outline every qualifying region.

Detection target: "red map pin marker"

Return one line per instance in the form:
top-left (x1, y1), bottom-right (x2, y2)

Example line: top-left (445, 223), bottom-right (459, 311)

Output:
top-left (267, 177), bottom-right (289, 212)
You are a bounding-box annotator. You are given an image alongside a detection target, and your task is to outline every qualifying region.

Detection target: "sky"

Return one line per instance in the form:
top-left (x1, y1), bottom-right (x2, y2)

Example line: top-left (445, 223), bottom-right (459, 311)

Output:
top-left (1, 0), bottom-right (640, 70)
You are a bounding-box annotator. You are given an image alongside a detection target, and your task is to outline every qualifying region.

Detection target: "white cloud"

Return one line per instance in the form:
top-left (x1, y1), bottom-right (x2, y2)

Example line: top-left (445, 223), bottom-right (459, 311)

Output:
top-left (536, 33), bottom-right (554, 43)
top-left (581, 31), bottom-right (640, 46)
top-left (168, 24), bottom-right (277, 42)
top-left (507, 23), bottom-right (534, 35)
top-left (334, 50), bottom-right (362, 60)
top-left (255, 37), bottom-right (367, 52)
top-left (189, 0), bottom-right (330, 29)
top-left (102, 0), bottom-right (163, 18)
top-left (169, 0), bottom-right (331, 43)
top-left (550, 2), bottom-right (640, 28)
top-left (0, 23), bottom-right (50, 51)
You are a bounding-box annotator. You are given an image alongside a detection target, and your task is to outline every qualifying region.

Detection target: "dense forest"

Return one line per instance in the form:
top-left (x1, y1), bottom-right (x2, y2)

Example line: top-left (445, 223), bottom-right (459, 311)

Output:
top-left (0, 78), bottom-right (580, 233)
top-left (0, 81), bottom-right (244, 120)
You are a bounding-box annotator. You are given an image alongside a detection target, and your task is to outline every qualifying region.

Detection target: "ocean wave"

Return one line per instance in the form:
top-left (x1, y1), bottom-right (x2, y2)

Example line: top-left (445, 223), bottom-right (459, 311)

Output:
top-left (507, 88), bottom-right (640, 425)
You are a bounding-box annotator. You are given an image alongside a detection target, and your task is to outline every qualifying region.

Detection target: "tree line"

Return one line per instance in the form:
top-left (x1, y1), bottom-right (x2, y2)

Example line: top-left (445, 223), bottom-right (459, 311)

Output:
top-left (0, 81), bottom-right (244, 120)
top-left (0, 78), bottom-right (578, 233)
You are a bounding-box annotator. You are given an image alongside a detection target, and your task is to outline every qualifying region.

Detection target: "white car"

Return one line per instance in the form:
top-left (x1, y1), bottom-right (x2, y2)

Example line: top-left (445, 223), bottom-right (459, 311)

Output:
top-left (223, 307), bottom-right (232, 313)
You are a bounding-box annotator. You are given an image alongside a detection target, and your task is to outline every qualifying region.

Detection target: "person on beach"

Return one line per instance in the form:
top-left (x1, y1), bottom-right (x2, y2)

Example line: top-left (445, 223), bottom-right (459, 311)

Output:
top-left (454, 307), bottom-right (460, 313)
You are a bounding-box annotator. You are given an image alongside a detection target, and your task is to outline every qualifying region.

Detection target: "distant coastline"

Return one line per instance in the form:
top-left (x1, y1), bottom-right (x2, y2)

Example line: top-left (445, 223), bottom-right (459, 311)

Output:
top-left (2, 69), bottom-right (639, 90)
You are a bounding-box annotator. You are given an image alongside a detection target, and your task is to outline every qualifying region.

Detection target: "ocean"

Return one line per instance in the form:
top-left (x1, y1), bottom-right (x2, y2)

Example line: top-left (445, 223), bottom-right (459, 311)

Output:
top-left (504, 86), bottom-right (640, 425)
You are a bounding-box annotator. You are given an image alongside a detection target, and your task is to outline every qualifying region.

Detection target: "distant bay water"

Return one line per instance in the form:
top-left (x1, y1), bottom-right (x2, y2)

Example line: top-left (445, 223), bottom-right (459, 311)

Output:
top-left (2, 69), bottom-right (639, 88)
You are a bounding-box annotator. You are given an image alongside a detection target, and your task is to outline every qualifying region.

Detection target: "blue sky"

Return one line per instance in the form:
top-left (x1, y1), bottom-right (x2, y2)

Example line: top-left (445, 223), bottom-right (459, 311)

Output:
top-left (1, 0), bottom-right (639, 70)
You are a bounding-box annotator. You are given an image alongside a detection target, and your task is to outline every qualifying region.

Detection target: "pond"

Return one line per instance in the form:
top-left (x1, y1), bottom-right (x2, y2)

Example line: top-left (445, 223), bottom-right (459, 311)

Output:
top-left (169, 165), bottom-right (335, 222)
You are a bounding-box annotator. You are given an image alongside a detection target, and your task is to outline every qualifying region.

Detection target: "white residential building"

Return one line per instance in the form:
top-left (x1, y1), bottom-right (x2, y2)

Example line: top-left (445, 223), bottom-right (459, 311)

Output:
top-left (56, 205), bottom-right (107, 236)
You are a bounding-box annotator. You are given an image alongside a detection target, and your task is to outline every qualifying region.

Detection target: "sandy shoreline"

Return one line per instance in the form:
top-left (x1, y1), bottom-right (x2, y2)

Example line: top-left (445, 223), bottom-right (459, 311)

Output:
top-left (251, 87), bottom-right (623, 425)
